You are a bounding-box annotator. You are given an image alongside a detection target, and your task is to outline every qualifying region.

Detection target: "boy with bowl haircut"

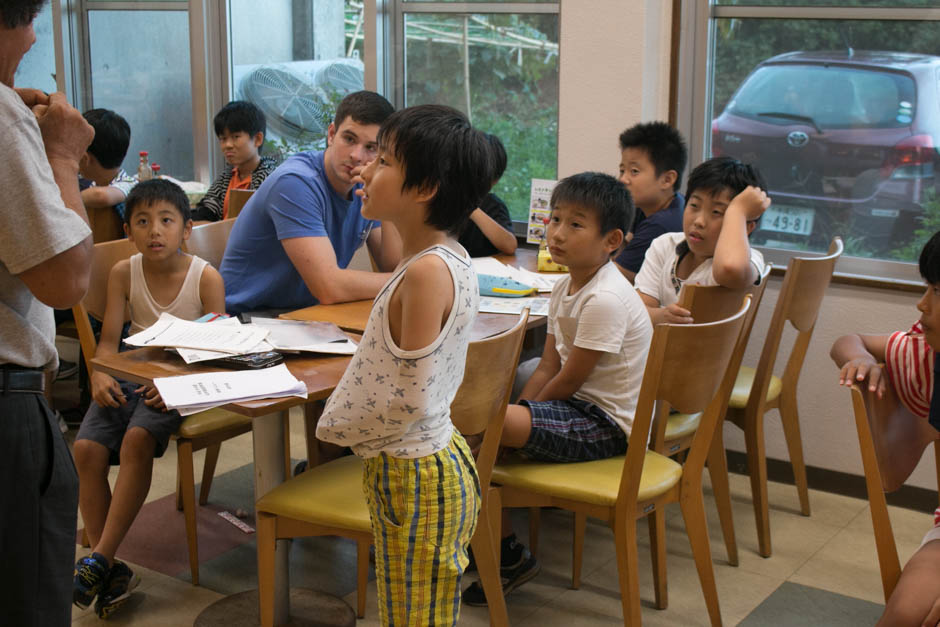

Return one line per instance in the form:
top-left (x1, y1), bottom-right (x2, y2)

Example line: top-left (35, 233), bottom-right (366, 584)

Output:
top-left (192, 100), bottom-right (277, 222)
top-left (613, 121), bottom-right (688, 283)
top-left (78, 108), bottom-right (135, 217)
top-left (830, 231), bottom-right (940, 627)
top-left (463, 172), bottom-right (654, 606)
top-left (458, 133), bottom-right (517, 256)
top-left (316, 105), bottom-right (493, 625)
top-left (634, 156), bottom-right (769, 327)
top-left (72, 179), bottom-right (225, 619)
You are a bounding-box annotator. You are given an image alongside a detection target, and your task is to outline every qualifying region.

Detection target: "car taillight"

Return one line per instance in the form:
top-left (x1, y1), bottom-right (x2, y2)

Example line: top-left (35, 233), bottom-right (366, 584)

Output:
top-left (881, 134), bottom-right (936, 176)
top-left (711, 120), bottom-right (721, 157)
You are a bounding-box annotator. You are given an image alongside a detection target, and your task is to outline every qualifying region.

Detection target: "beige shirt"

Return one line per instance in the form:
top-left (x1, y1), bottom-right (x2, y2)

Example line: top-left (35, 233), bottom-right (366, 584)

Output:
top-left (128, 253), bottom-right (209, 334)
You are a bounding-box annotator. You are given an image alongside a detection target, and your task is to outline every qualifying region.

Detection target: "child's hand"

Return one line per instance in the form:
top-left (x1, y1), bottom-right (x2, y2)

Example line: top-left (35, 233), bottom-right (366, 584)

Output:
top-left (838, 356), bottom-right (885, 398)
top-left (658, 303), bottom-right (693, 325)
top-left (91, 371), bottom-right (126, 408)
top-left (729, 185), bottom-right (771, 222)
top-left (136, 385), bottom-right (168, 412)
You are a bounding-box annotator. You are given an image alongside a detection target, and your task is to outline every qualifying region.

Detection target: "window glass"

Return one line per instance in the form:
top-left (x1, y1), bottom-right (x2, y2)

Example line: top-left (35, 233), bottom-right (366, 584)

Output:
top-left (710, 18), bottom-right (940, 262)
top-left (403, 12), bottom-right (559, 221)
top-left (14, 3), bottom-right (56, 94)
top-left (715, 1), bottom-right (940, 6)
top-left (88, 10), bottom-right (193, 180)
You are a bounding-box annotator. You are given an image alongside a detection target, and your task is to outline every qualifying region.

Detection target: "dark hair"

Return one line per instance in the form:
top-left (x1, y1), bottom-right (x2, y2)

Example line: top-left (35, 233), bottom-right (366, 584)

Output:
top-left (82, 109), bottom-right (130, 170)
top-left (486, 133), bottom-right (507, 183)
top-left (124, 179), bottom-right (191, 225)
top-left (377, 105), bottom-right (492, 235)
top-left (920, 231), bottom-right (940, 284)
top-left (213, 100), bottom-right (266, 152)
top-left (0, 0), bottom-right (46, 29)
top-left (619, 121), bottom-right (688, 191)
top-left (333, 90), bottom-right (394, 129)
top-left (685, 156), bottom-right (767, 204)
top-left (550, 171), bottom-right (634, 236)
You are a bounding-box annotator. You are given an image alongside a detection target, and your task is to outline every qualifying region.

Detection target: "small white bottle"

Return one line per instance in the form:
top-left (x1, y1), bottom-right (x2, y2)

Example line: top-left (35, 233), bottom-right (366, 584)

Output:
top-left (137, 151), bottom-right (153, 181)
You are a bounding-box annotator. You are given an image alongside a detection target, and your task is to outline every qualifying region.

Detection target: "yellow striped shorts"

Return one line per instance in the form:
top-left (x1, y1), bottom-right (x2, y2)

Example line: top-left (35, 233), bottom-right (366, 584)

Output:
top-left (362, 432), bottom-right (481, 626)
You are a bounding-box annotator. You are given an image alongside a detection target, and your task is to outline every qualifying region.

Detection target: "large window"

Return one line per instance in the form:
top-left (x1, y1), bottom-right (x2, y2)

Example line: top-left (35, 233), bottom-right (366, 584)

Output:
top-left (15, 2), bottom-right (56, 94)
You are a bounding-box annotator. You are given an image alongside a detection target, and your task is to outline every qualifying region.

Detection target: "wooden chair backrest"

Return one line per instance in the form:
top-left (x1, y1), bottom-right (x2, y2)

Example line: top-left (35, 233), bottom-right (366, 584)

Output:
top-left (72, 237), bottom-right (139, 372)
top-left (850, 381), bottom-right (940, 600)
top-left (451, 310), bottom-right (529, 491)
top-left (619, 298), bottom-right (750, 504)
top-left (227, 189), bottom-right (254, 219)
top-left (184, 218), bottom-right (236, 269)
top-left (746, 237), bottom-right (843, 413)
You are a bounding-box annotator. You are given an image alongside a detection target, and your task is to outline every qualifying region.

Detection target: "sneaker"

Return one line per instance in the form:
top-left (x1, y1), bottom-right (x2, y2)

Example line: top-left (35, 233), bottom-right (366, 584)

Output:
top-left (461, 535), bottom-right (540, 607)
top-left (94, 560), bottom-right (140, 619)
top-left (56, 359), bottom-right (79, 380)
top-left (73, 552), bottom-right (110, 610)
top-left (293, 460), bottom-right (308, 476)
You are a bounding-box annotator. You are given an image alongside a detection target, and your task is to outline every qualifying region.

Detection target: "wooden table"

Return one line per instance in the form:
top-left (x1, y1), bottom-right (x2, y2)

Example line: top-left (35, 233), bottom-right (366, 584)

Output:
top-left (91, 348), bottom-right (354, 626)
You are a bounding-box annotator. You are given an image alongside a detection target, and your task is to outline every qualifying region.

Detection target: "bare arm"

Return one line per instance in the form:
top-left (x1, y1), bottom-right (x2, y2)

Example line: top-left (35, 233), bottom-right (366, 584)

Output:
top-left (392, 255), bottom-right (452, 350)
top-left (81, 185), bottom-right (126, 210)
top-left (468, 208), bottom-right (517, 255)
top-left (830, 333), bottom-right (890, 397)
top-left (16, 93), bottom-right (95, 308)
top-left (639, 291), bottom-right (693, 326)
top-left (518, 333), bottom-right (562, 401)
top-left (365, 223), bottom-right (403, 272)
top-left (712, 185), bottom-right (769, 289)
top-left (90, 262), bottom-right (130, 408)
top-left (282, 235), bottom-right (391, 305)
top-left (532, 345), bottom-right (606, 402)
top-left (199, 264), bottom-right (227, 314)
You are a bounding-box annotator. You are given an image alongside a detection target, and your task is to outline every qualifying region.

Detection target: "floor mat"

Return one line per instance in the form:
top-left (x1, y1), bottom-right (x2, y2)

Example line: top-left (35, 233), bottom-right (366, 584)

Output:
top-left (739, 581), bottom-right (884, 626)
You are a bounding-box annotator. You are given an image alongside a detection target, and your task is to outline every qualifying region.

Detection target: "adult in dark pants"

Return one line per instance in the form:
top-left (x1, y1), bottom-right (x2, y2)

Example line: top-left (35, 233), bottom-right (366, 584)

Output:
top-left (0, 1), bottom-right (95, 625)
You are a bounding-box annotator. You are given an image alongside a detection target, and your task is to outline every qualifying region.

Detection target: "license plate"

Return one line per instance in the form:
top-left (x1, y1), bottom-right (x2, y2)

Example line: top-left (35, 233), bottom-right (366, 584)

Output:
top-left (761, 205), bottom-right (814, 236)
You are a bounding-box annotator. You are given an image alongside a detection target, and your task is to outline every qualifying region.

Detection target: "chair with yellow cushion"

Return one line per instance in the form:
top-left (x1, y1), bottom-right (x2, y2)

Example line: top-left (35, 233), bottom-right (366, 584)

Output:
top-left (255, 311), bottom-right (529, 626)
top-left (727, 237), bottom-right (842, 558)
top-left (72, 236), bottom-right (253, 585)
top-left (492, 298), bottom-right (751, 626)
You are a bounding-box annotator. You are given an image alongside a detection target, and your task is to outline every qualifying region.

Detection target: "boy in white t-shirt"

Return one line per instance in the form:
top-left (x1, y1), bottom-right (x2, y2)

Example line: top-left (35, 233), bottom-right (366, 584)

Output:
top-left (463, 172), bottom-right (653, 607)
top-left (634, 156), bottom-right (769, 325)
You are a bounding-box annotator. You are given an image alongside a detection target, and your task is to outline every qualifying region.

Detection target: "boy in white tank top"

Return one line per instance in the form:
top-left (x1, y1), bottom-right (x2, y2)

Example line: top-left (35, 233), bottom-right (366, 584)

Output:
top-left (72, 180), bottom-right (225, 618)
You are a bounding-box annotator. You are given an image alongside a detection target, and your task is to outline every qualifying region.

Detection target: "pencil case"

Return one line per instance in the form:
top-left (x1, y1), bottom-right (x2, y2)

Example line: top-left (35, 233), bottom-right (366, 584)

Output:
top-left (478, 274), bottom-right (537, 297)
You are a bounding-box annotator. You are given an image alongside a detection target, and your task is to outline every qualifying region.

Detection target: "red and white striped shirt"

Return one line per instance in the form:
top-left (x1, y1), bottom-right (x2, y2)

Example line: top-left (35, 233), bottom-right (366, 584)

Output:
top-left (885, 321), bottom-right (934, 420)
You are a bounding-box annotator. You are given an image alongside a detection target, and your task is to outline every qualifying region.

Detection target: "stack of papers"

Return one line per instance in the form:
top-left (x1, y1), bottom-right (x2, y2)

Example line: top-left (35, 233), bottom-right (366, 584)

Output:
top-left (471, 257), bottom-right (566, 293)
top-left (250, 318), bottom-right (357, 354)
top-left (478, 296), bottom-right (550, 317)
top-left (153, 364), bottom-right (307, 415)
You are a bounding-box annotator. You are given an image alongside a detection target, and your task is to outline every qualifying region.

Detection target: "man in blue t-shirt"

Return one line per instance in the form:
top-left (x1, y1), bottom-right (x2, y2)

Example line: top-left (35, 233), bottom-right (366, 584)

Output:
top-left (221, 91), bottom-right (398, 314)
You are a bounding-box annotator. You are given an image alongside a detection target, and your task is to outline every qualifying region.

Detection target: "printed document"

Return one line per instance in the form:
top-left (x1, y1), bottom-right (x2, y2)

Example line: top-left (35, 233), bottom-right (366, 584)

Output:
top-left (153, 363), bottom-right (307, 415)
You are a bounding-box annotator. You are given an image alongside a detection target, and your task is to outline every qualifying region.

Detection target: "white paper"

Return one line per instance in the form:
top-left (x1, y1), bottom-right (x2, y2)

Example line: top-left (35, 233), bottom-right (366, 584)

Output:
top-left (471, 257), bottom-right (513, 278)
top-left (125, 313), bottom-right (269, 354)
top-left (153, 363), bottom-right (307, 416)
top-left (478, 296), bottom-right (549, 317)
top-left (472, 257), bottom-right (565, 293)
top-left (247, 318), bottom-right (358, 355)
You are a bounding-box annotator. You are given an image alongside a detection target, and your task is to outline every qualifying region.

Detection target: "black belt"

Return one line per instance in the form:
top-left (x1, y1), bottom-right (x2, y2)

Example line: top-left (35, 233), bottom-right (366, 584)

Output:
top-left (0, 366), bottom-right (45, 395)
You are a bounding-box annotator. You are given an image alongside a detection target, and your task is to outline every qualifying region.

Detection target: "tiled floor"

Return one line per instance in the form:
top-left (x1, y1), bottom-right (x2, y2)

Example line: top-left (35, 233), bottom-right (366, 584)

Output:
top-left (55, 338), bottom-right (922, 625)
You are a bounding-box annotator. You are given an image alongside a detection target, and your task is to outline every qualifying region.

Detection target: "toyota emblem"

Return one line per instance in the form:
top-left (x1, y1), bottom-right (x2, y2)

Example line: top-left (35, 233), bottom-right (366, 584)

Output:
top-left (787, 131), bottom-right (809, 148)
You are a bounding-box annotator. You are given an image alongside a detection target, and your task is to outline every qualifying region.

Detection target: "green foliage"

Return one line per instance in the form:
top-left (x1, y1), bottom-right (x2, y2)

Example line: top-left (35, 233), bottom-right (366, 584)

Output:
top-left (890, 189), bottom-right (940, 261)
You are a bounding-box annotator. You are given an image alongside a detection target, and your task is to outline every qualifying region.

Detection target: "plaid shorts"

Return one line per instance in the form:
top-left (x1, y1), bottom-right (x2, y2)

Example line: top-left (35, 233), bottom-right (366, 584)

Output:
top-left (519, 398), bottom-right (628, 462)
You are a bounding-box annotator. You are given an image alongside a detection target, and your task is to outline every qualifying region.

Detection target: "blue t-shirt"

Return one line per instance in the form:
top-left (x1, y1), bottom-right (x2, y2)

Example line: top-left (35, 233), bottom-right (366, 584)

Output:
top-left (220, 151), bottom-right (378, 314)
top-left (615, 192), bottom-right (685, 274)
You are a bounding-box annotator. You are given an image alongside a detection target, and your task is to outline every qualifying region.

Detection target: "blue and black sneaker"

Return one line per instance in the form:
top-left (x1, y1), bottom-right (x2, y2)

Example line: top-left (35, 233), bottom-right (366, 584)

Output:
top-left (94, 560), bottom-right (140, 619)
top-left (73, 552), bottom-right (110, 610)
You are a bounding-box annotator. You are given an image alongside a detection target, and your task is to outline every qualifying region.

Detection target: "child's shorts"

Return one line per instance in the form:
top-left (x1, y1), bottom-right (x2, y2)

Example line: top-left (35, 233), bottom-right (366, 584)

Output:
top-left (519, 398), bottom-right (628, 462)
top-left (362, 432), bottom-right (480, 627)
top-left (76, 380), bottom-right (183, 465)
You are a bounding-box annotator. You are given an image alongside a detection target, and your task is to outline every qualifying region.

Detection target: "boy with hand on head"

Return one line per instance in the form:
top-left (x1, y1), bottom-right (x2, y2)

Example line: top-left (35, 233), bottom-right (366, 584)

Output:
top-left (191, 100), bottom-right (276, 222)
top-left (316, 105), bottom-right (493, 626)
top-left (71, 179), bottom-right (225, 619)
top-left (614, 121), bottom-right (688, 283)
top-left (830, 231), bottom-right (940, 627)
top-left (79, 108), bottom-right (135, 217)
top-left (458, 133), bottom-right (517, 256)
top-left (463, 172), bottom-right (654, 606)
top-left (634, 156), bottom-right (769, 326)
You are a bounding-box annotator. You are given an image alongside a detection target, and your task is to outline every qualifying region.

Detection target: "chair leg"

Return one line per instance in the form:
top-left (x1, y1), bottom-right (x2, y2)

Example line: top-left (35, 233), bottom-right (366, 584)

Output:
top-left (680, 487), bottom-right (722, 627)
top-left (176, 462), bottom-right (183, 512)
top-left (303, 403), bottom-right (322, 468)
top-left (257, 513), bottom-right (277, 627)
top-left (356, 539), bottom-right (370, 619)
top-left (528, 507), bottom-right (540, 557)
top-left (648, 509), bottom-right (668, 609)
top-left (612, 513), bottom-right (641, 626)
top-left (177, 439), bottom-right (200, 585)
top-left (199, 443), bottom-right (221, 506)
top-left (572, 511), bottom-right (586, 590)
top-left (745, 412), bottom-right (772, 558)
top-left (473, 488), bottom-right (508, 627)
top-left (283, 413), bottom-right (292, 479)
top-left (707, 426), bottom-right (738, 566)
top-left (779, 391), bottom-right (811, 517)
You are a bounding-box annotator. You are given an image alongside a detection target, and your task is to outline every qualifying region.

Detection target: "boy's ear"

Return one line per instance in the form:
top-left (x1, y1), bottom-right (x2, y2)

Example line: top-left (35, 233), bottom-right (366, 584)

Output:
top-left (326, 122), bottom-right (336, 147)
top-left (414, 184), bottom-right (438, 205)
top-left (182, 219), bottom-right (194, 241)
top-left (604, 228), bottom-right (625, 254)
top-left (252, 132), bottom-right (264, 149)
top-left (659, 169), bottom-right (678, 191)
top-left (123, 222), bottom-right (131, 239)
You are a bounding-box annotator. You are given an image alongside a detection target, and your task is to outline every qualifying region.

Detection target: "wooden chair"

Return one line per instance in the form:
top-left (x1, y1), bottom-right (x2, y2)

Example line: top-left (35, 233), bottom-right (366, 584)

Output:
top-left (850, 380), bottom-right (940, 601)
top-left (727, 237), bottom-right (842, 557)
top-left (184, 218), bottom-right (236, 269)
top-left (492, 298), bottom-right (751, 626)
top-left (227, 189), bottom-right (254, 219)
top-left (255, 311), bottom-right (529, 626)
top-left (72, 237), bottom-right (253, 585)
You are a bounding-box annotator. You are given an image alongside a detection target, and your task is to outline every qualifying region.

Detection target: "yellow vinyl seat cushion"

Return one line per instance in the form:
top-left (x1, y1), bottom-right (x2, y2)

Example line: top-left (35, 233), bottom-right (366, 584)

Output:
top-left (665, 411), bottom-right (702, 441)
top-left (729, 366), bottom-right (782, 408)
top-left (256, 455), bottom-right (371, 531)
top-left (177, 407), bottom-right (252, 438)
top-left (492, 450), bottom-right (682, 507)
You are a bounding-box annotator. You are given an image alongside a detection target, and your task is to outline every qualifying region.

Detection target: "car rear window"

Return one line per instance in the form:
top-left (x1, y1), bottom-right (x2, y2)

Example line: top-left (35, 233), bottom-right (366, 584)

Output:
top-left (726, 64), bottom-right (916, 130)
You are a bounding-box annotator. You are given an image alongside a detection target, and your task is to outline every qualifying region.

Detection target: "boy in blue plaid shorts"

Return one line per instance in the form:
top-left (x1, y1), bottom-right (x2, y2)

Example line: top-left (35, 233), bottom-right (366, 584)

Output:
top-left (463, 172), bottom-right (654, 606)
